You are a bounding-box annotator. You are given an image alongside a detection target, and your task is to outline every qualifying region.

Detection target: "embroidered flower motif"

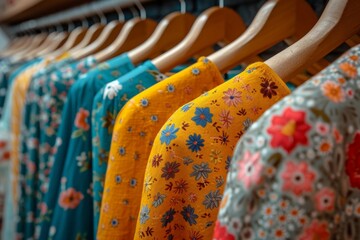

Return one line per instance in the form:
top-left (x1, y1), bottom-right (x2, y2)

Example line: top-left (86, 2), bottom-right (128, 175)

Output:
top-left (190, 162), bottom-right (212, 180)
top-left (139, 205), bottom-right (150, 224)
top-left (115, 175), bottom-right (122, 184)
top-left (191, 68), bottom-right (200, 76)
top-left (321, 80), bottom-right (345, 103)
top-left (213, 221), bottom-right (235, 240)
top-left (160, 124), bottom-right (179, 146)
top-left (222, 88), bottom-right (242, 107)
top-left (174, 179), bottom-right (189, 194)
top-left (281, 161), bottom-right (316, 196)
top-left (161, 161), bottom-right (181, 180)
top-left (59, 188), bottom-right (84, 210)
top-left (118, 146), bottom-right (126, 156)
top-left (339, 62), bottom-right (357, 78)
top-left (219, 110), bottom-right (234, 128)
top-left (140, 98), bottom-right (149, 107)
top-left (237, 151), bottom-right (263, 190)
top-left (203, 190), bottom-right (222, 209)
top-left (317, 139), bottom-right (332, 155)
top-left (152, 193), bottom-right (166, 207)
top-left (346, 132), bottom-right (360, 189)
top-left (186, 133), bottom-right (205, 152)
top-left (267, 107), bottom-right (311, 153)
top-left (74, 108), bottom-right (90, 131)
top-left (151, 154), bottom-right (163, 168)
top-left (103, 81), bottom-right (123, 100)
top-left (167, 84), bottom-right (175, 92)
top-left (150, 115), bottom-right (158, 122)
top-left (161, 208), bottom-right (176, 227)
top-left (315, 122), bottom-right (329, 136)
top-left (181, 205), bottom-right (198, 226)
top-left (298, 220), bottom-right (330, 240)
top-left (102, 111), bottom-right (115, 133)
top-left (260, 78), bottom-right (278, 98)
top-left (314, 188), bottom-right (335, 212)
top-left (181, 102), bottom-right (194, 112)
top-left (210, 149), bottom-right (222, 164)
top-left (191, 107), bottom-right (213, 127)
top-left (111, 218), bottom-right (119, 227)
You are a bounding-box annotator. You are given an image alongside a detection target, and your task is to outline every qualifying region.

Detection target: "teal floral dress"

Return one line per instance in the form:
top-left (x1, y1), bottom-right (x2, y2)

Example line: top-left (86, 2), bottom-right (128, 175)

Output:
top-left (17, 56), bottom-right (96, 240)
top-left (214, 45), bottom-right (360, 240)
top-left (92, 60), bottom-right (167, 234)
top-left (39, 53), bottom-right (135, 240)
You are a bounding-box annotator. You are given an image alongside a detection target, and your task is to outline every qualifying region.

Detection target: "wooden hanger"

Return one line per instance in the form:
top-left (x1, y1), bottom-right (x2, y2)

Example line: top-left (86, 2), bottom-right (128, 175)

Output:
top-left (69, 23), bottom-right (105, 54)
top-left (72, 20), bottom-right (125, 60)
top-left (0, 36), bottom-right (30, 57)
top-left (152, 6), bottom-right (246, 73)
top-left (266, 0), bottom-right (360, 82)
top-left (94, 17), bottom-right (157, 63)
top-left (33, 32), bottom-right (69, 58)
top-left (49, 27), bottom-right (88, 57)
top-left (128, 12), bottom-right (195, 65)
top-left (11, 33), bottom-right (48, 60)
top-left (208, 0), bottom-right (318, 73)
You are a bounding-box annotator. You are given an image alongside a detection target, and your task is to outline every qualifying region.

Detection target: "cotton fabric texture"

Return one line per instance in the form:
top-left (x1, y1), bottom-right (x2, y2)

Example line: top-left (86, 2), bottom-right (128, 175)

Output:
top-left (135, 62), bottom-right (290, 239)
top-left (214, 45), bottom-right (360, 240)
top-left (97, 57), bottom-right (224, 239)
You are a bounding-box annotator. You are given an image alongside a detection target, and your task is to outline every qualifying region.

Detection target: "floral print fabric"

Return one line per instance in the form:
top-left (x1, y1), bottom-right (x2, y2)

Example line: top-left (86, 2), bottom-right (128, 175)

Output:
top-left (214, 45), bottom-right (360, 240)
top-left (92, 60), bottom-right (167, 232)
top-left (97, 57), bottom-right (224, 239)
top-left (39, 53), bottom-right (135, 240)
top-left (135, 62), bottom-right (290, 239)
top-left (17, 56), bottom-right (96, 240)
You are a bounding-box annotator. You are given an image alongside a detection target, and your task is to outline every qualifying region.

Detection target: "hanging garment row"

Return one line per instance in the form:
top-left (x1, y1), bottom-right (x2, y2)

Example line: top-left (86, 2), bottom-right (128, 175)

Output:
top-left (0, 0), bottom-right (359, 239)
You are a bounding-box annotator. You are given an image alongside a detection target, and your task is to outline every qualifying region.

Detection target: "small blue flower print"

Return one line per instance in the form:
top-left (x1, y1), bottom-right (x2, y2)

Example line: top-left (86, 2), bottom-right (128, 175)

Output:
top-left (160, 124), bottom-right (179, 145)
top-left (151, 115), bottom-right (158, 122)
top-left (203, 190), bottom-right (222, 209)
top-left (191, 107), bottom-right (213, 127)
top-left (161, 208), bottom-right (176, 227)
top-left (181, 205), bottom-right (198, 226)
top-left (111, 218), bottom-right (119, 227)
top-left (140, 98), bottom-right (149, 107)
top-left (202, 58), bottom-right (210, 64)
top-left (186, 133), bottom-right (205, 152)
top-left (115, 175), bottom-right (122, 184)
top-left (152, 192), bottom-right (166, 207)
top-left (118, 146), bottom-right (126, 156)
top-left (191, 68), bottom-right (200, 76)
top-left (167, 84), bottom-right (175, 92)
top-left (130, 178), bottom-right (137, 187)
top-left (181, 102), bottom-right (194, 112)
top-left (139, 205), bottom-right (150, 224)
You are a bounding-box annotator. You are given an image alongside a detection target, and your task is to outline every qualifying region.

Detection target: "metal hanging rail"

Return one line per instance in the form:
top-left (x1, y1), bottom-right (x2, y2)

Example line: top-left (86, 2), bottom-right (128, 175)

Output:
top-left (12, 0), bottom-right (153, 33)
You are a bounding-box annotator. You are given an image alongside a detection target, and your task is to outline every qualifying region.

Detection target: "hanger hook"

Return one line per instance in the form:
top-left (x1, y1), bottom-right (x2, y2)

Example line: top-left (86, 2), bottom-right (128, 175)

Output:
top-left (81, 17), bottom-right (89, 28)
top-left (68, 21), bottom-right (75, 31)
top-left (97, 10), bottom-right (107, 25)
top-left (135, 1), bottom-right (146, 19)
top-left (179, 0), bottom-right (186, 13)
top-left (115, 6), bottom-right (125, 22)
top-left (219, 0), bottom-right (224, 8)
top-left (130, 6), bottom-right (139, 18)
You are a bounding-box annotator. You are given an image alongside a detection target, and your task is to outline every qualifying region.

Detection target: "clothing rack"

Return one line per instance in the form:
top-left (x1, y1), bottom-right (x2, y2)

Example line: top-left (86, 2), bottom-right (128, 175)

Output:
top-left (12, 0), bottom-right (154, 34)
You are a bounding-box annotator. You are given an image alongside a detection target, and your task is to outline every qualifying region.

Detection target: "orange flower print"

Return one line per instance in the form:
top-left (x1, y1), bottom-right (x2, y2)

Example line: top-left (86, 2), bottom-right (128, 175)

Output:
top-left (222, 88), bottom-right (242, 107)
top-left (59, 188), bottom-right (84, 210)
top-left (321, 81), bottom-right (345, 103)
top-left (339, 62), bottom-right (357, 78)
top-left (75, 108), bottom-right (90, 131)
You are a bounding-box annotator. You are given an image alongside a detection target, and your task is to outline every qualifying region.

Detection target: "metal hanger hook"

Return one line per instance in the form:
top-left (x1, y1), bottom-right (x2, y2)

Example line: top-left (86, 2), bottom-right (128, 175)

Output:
top-left (135, 1), bottom-right (146, 19)
top-left (130, 6), bottom-right (139, 18)
top-left (115, 6), bottom-right (125, 22)
top-left (219, 0), bottom-right (224, 8)
top-left (98, 11), bottom-right (107, 25)
top-left (179, 0), bottom-right (186, 13)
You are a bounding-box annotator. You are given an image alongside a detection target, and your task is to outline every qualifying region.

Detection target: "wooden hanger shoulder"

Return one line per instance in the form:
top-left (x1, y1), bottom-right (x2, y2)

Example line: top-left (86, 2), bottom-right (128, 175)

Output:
top-left (266, 0), bottom-right (360, 81)
top-left (152, 7), bottom-right (246, 73)
top-left (94, 18), bottom-right (157, 63)
top-left (128, 12), bottom-right (195, 65)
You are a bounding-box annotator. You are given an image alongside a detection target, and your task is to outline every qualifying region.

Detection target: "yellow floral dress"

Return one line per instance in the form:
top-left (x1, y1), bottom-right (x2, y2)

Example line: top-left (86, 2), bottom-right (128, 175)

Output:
top-left (135, 62), bottom-right (291, 239)
top-left (97, 57), bottom-right (224, 239)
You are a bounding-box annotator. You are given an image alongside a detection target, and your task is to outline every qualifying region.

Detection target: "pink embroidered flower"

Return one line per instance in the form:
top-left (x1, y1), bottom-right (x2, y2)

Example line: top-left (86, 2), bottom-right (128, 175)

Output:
top-left (281, 161), bottom-right (315, 196)
top-left (267, 107), bottom-right (311, 153)
top-left (315, 122), bottom-right (329, 136)
top-left (59, 188), bottom-right (84, 210)
top-left (237, 151), bottom-right (263, 189)
top-left (346, 132), bottom-right (360, 189)
top-left (222, 88), bottom-right (242, 107)
top-left (333, 127), bottom-right (343, 143)
top-left (314, 188), bottom-right (335, 212)
top-left (299, 220), bottom-right (330, 240)
top-left (219, 110), bottom-right (234, 128)
top-left (74, 108), bottom-right (90, 131)
top-left (213, 221), bottom-right (235, 240)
